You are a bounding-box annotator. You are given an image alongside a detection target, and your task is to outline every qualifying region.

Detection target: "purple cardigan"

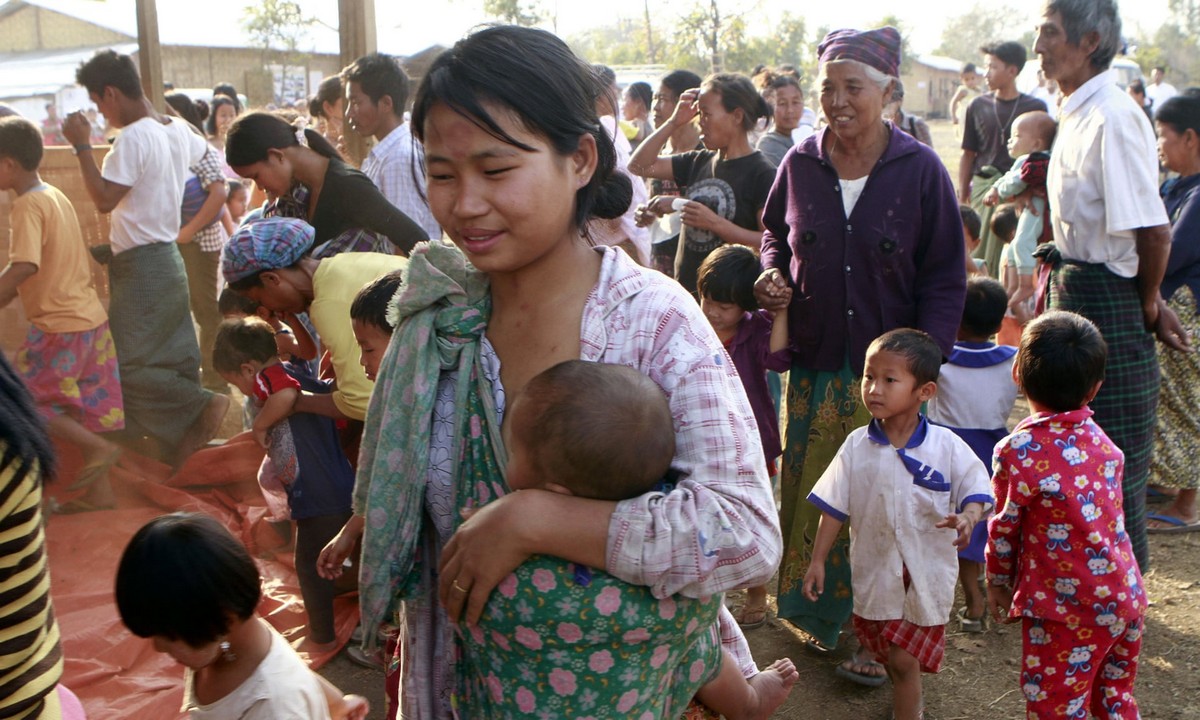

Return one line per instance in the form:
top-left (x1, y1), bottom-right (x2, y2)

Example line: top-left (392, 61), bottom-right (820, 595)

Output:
top-left (726, 310), bottom-right (792, 462)
top-left (760, 125), bottom-right (965, 375)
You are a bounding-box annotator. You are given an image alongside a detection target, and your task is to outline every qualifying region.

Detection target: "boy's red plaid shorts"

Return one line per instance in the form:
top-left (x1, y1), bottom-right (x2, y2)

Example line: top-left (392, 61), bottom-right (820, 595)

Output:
top-left (852, 615), bottom-right (946, 673)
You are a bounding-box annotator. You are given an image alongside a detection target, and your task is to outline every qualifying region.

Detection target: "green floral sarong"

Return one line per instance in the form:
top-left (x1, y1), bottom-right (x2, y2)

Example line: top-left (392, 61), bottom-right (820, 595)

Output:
top-left (458, 556), bottom-right (722, 718)
top-left (774, 361), bottom-right (871, 648)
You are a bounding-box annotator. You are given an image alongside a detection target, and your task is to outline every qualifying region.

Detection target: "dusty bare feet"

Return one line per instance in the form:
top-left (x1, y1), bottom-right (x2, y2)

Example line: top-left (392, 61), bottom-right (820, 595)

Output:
top-left (741, 658), bottom-right (799, 720)
top-left (302, 636), bottom-right (339, 655)
top-left (175, 393), bottom-right (231, 466)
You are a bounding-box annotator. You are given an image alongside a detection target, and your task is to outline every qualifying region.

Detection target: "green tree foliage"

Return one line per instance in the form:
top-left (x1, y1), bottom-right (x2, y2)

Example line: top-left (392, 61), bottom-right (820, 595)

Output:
top-left (934, 2), bottom-right (1026, 65)
top-left (569, 19), bottom-right (662, 67)
top-left (1137, 25), bottom-right (1199, 87)
top-left (241, 0), bottom-right (316, 103)
top-left (242, 0), bottom-right (315, 56)
top-left (675, 0), bottom-right (730, 73)
top-left (483, 0), bottom-right (544, 26)
top-left (725, 12), bottom-right (810, 77)
top-left (1169, 0), bottom-right (1200, 36)
top-left (569, 3), bottom-right (812, 79)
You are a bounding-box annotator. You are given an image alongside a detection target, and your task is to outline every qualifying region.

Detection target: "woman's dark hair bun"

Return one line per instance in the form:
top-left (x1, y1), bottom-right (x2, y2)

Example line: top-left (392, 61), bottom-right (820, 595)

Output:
top-left (589, 172), bottom-right (634, 221)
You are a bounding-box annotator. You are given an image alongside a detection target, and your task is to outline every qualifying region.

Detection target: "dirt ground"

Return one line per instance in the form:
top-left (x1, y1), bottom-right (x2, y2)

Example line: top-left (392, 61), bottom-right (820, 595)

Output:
top-left (318, 119), bottom-right (1199, 717)
top-left (318, 528), bottom-right (1200, 719)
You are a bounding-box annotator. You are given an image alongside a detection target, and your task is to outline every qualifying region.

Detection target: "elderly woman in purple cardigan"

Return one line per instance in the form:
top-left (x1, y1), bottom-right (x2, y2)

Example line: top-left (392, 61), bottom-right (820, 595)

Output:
top-left (755, 26), bottom-right (966, 686)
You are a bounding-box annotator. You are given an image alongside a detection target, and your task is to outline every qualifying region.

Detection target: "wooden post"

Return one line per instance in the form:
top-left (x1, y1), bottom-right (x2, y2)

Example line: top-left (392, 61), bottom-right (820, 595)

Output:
top-left (134, 0), bottom-right (164, 112)
top-left (338, 0), bottom-right (377, 166)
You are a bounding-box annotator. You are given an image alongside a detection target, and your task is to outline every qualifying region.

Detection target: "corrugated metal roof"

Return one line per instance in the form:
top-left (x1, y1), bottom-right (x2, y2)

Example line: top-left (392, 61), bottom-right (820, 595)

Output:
top-left (913, 54), bottom-right (967, 73)
top-left (0, 41), bottom-right (137, 98)
top-left (0, 0), bottom-right (342, 54)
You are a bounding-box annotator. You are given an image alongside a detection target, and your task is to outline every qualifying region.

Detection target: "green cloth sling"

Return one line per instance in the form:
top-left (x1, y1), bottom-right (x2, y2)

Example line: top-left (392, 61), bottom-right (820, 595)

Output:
top-left (354, 240), bottom-right (508, 650)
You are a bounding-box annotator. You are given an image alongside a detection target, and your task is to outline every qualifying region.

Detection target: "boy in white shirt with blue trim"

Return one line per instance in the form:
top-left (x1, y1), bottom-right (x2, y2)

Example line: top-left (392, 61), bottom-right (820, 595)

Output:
top-left (803, 328), bottom-right (993, 720)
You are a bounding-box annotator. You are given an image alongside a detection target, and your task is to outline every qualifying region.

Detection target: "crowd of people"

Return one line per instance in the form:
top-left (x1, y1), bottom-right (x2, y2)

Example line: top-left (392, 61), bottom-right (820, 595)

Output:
top-left (1, 0), bottom-right (1198, 717)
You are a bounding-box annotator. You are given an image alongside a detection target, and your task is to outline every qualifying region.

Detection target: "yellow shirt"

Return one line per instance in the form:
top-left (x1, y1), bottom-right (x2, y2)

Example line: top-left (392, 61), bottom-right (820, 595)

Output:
top-left (0, 450), bottom-right (64, 719)
top-left (310, 252), bottom-right (407, 420)
top-left (8, 184), bottom-right (106, 333)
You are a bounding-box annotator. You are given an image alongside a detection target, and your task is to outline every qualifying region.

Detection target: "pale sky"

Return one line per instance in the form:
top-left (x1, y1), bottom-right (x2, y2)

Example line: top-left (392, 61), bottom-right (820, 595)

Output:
top-left (157, 0), bottom-right (1174, 59)
top-left (367, 0), bottom-right (1172, 57)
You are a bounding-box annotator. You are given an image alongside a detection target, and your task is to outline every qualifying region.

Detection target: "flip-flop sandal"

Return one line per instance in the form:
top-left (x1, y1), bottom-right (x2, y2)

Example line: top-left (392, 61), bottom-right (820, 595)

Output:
top-left (958, 606), bottom-right (985, 633)
top-left (1146, 487), bottom-right (1178, 505)
top-left (835, 658), bottom-right (887, 687)
top-left (734, 603), bottom-right (768, 629)
top-left (805, 638), bottom-right (833, 655)
top-left (1146, 512), bottom-right (1200, 534)
top-left (47, 496), bottom-right (102, 515)
top-left (68, 448), bottom-right (121, 491)
top-left (344, 644), bottom-right (385, 670)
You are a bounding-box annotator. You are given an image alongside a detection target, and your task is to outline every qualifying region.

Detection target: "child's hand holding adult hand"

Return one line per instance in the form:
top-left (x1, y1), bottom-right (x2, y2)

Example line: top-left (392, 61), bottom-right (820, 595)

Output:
top-left (754, 269), bottom-right (791, 312)
top-left (253, 426), bottom-right (270, 448)
top-left (987, 581), bottom-right (1016, 624)
top-left (317, 529), bottom-right (355, 580)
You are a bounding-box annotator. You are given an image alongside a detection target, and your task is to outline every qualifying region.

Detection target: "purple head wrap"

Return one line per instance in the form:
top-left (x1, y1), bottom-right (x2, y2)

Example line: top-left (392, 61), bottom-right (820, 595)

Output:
top-left (818, 26), bottom-right (902, 78)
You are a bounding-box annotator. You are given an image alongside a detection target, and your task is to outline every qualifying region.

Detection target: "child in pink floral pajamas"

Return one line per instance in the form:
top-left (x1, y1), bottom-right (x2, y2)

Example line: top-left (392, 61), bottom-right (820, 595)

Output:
top-left (458, 360), bottom-right (797, 720)
top-left (987, 311), bottom-right (1146, 719)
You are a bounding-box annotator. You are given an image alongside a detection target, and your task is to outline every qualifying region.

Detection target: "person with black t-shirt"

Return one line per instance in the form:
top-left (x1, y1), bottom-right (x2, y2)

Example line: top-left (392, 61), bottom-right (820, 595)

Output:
top-left (225, 112), bottom-right (427, 257)
top-left (635, 70), bottom-right (703, 277)
top-left (959, 41), bottom-right (1047, 276)
top-left (630, 73), bottom-right (777, 295)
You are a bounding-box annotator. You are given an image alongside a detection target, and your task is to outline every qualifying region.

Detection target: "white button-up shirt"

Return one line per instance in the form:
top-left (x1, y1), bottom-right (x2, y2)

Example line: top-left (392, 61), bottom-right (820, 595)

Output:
top-left (1047, 69), bottom-right (1169, 278)
top-left (809, 419), bottom-right (993, 627)
top-left (361, 121), bottom-right (441, 240)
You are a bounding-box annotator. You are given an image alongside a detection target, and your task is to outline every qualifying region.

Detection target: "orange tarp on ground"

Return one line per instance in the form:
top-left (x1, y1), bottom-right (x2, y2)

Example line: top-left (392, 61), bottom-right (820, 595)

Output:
top-left (44, 434), bottom-right (359, 719)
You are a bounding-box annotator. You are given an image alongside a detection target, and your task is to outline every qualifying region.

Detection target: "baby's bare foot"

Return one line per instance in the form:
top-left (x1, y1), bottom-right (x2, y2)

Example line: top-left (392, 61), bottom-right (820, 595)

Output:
top-left (744, 658), bottom-right (799, 720)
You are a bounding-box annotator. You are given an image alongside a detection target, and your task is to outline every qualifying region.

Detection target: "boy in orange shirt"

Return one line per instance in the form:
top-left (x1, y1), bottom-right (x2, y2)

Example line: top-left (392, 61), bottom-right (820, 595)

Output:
top-left (0, 116), bottom-right (124, 509)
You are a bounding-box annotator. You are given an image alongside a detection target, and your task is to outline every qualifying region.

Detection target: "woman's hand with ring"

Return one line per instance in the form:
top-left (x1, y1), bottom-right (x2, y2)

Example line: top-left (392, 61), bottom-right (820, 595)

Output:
top-left (438, 492), bottom-right (536, 625)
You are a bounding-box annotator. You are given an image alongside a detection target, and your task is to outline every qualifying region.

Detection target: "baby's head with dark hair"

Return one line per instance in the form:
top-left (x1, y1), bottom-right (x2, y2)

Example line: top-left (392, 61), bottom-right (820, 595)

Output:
top-left (506, 361), bottom-right (674, 502)
top-left (991, 204), bottom-right (1018, 242)
top-left (350, 270), bottom-right (404, 332)
top-left (960, 276), bottom-right (1008, 340)
top-left (115, 513), bottom-right (261, 647)
top-left (1016, 311), bottom-right (1106, 413)
top-left (868, 328), bottom-right (942, 386)
top-left (696, 244), bottom-right (760, 311)
top-left (212, 316), bottom-right (277, 373)
top-left (0, 116), bottom-right (43, 173)
top-left (959, 204), bottom-right (981, 241)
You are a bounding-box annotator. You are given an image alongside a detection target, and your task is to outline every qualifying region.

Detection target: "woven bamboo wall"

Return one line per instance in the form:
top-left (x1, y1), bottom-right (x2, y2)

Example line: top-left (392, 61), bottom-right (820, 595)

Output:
top-left (0, 146), bottom-right (110, 356)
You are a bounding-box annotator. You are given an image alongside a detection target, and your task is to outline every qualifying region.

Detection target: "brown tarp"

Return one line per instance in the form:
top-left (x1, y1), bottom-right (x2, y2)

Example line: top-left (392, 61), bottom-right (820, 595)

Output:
top-left (45, 433), bottom-right (359, 718)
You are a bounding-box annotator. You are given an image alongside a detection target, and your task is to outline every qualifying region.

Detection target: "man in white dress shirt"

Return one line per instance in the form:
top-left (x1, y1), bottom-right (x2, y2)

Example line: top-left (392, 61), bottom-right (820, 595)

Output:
top-left (1145, 66), bottom-right (1179, 113)
top-left (1035, 0), bottom-right (1190, 572)
top-left (343, 53), bottom-right (440, 240)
